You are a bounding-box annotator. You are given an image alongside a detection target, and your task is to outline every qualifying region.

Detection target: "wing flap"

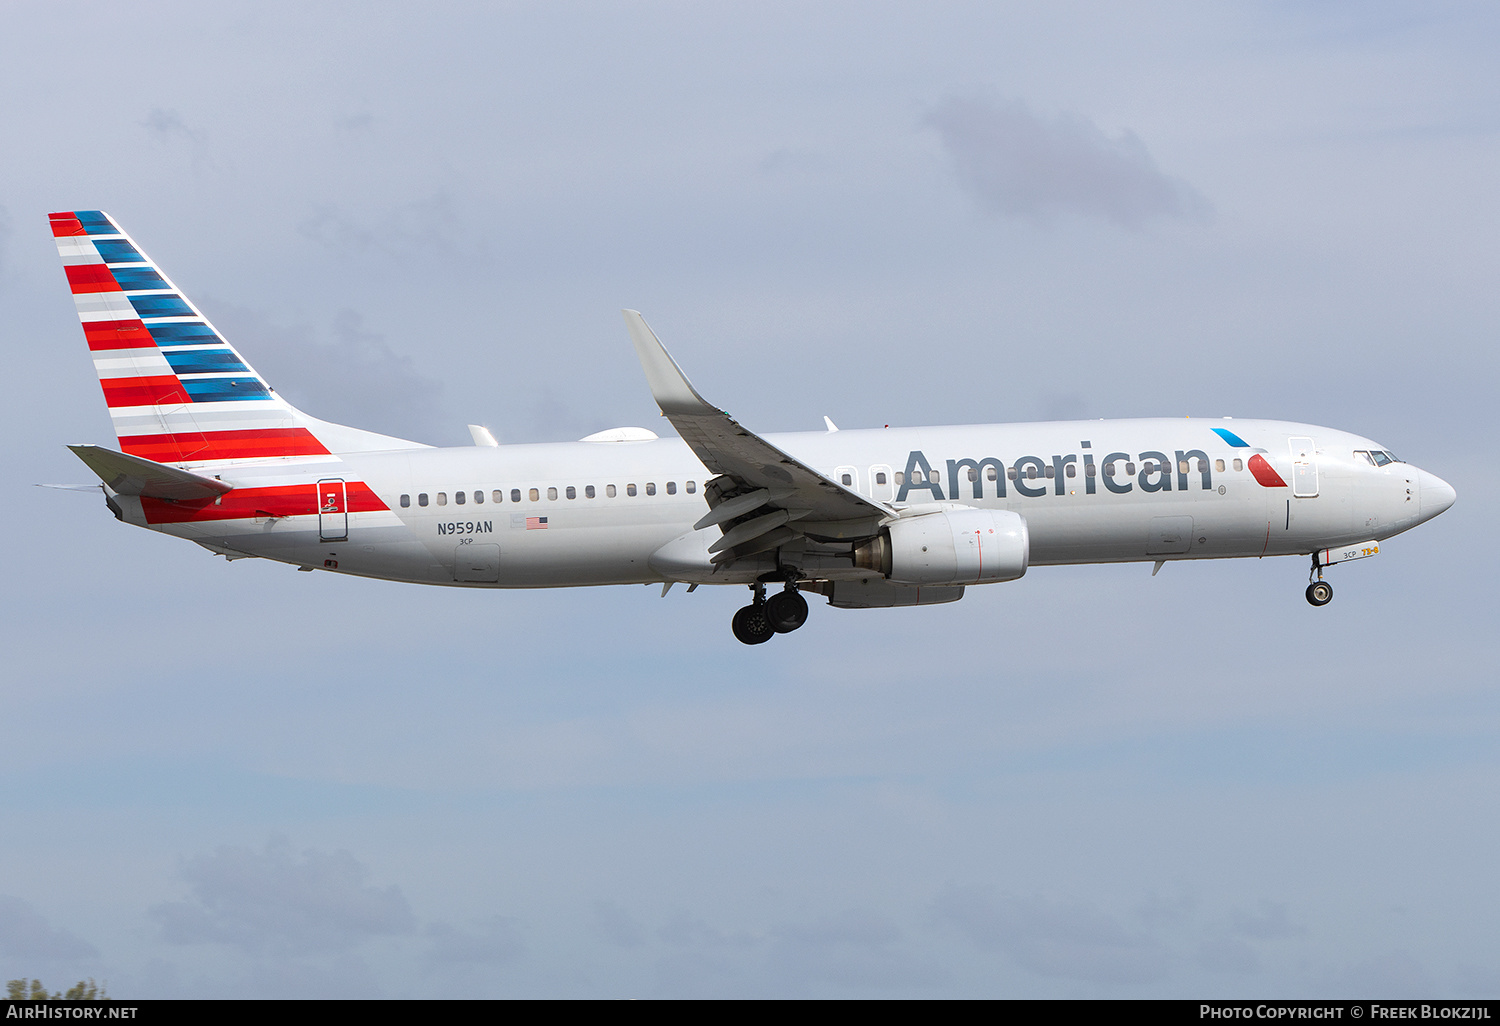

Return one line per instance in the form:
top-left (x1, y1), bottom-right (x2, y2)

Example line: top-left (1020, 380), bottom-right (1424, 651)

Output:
top-left (68, 444), bottom-right (234, 500)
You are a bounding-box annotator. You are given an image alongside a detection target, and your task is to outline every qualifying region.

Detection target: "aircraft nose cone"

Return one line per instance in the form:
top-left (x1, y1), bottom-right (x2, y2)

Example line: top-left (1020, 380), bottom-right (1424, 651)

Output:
top-left (1420, 470), bottom-right (1456, 521)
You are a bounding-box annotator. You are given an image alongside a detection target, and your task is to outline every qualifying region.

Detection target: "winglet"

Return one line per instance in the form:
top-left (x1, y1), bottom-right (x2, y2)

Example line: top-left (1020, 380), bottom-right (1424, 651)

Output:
top-left (622, 310), bottom-right (716, 416)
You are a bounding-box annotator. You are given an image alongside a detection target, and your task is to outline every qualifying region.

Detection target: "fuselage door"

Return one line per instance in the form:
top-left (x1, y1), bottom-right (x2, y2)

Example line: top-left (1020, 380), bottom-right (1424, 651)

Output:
top-left (1289, 437), bottom-right (1318, 497)
top-left (869, 465), bottom-right (894, 501)
top-left (318, 478), bottom-right (348, 541)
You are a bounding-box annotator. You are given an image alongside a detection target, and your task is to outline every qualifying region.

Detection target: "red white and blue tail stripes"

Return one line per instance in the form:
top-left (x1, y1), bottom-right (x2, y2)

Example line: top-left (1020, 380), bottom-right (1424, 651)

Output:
top-left (51, 210), bottom-right (331, 465)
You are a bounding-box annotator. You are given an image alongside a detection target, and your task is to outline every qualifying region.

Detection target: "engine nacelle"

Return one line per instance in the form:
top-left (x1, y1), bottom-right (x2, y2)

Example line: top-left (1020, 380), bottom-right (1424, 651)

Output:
top-left (854, 508), bottom-right (1029, 586)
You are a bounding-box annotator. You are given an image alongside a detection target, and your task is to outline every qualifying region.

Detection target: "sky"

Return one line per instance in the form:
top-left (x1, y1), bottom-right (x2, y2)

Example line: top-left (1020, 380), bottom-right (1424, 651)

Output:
top-left (1, 0), bottom-right (1496, 998)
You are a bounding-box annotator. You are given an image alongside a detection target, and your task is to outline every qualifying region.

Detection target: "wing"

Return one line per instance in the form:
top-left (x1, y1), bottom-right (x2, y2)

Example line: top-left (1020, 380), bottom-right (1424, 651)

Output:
top-left (623, 310), bottom-right (891, 565)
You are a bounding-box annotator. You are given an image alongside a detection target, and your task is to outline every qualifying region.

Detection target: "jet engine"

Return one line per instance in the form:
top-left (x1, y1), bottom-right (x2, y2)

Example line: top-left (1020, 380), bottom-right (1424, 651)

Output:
top-left (853, 508), bottom-right (1029, 586)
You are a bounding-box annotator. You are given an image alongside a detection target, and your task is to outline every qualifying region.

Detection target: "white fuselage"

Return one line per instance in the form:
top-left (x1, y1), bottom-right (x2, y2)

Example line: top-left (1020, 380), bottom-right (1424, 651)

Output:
top-left (111, 418), bottom-right (1451, 590)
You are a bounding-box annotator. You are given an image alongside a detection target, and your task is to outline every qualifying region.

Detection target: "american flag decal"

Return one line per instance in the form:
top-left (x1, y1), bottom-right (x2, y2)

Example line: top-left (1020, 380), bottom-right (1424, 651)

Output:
top-left (526, 516), bottom-right (548, 530)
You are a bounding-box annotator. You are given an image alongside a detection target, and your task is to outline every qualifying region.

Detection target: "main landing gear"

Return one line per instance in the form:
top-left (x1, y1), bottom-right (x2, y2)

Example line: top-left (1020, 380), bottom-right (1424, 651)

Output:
top-left (731, 579), bottom-right (810, 645)
top-left (1305, 554), bottom-right (1333, 607)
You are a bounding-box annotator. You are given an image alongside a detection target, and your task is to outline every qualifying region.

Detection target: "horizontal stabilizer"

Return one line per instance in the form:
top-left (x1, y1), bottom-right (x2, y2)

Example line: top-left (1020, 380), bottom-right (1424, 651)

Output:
top-left (68, 444), bottom-right (234, 500)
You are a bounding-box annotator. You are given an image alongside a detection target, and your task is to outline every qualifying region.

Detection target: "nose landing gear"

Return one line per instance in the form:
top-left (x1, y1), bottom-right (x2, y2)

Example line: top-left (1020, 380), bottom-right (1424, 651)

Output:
top-left (731, 578), bottom-right (810, 644)
top-left (1305, 553), bottom-right (1333, 606)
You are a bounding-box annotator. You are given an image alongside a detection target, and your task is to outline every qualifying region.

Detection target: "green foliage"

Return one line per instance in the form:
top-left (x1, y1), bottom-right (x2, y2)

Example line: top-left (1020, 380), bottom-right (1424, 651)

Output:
top-left (5, 978), bottom-right (106, 1000)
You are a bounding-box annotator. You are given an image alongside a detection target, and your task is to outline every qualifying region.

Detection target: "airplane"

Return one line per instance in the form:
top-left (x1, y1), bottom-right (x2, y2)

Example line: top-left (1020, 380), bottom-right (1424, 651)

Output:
top-left (50, 209), bottom-right (1457, 644)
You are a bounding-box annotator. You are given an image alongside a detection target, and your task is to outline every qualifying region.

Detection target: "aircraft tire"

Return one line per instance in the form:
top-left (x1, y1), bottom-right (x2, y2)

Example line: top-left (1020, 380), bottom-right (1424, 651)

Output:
top-left (1305, 581), bottom-right (1333, 606)
top-left (732, 604), bottom-right (775, 645)
top-left (766, 590), bottom-right (809, 633)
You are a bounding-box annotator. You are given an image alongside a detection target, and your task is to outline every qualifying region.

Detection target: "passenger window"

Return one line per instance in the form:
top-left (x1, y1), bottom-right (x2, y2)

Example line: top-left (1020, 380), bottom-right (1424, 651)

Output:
top-left (967, 468), bottom-right (978, 482)
top-left (607, 484), bottom-right (617, 497)
top-left (1065, 464), bottom-right (1076, 478)
top-left (511, 489), bottom-right (522, 502)
top-left (529, 488), bottom-right (539, 502)
top-left (493, 490), bottom-right (504, 503)
top-left (474, 491), bottom-right (483, 504)
top-left (436, 492), bottom-right (447, 506)
top-left (418, 493), bottom-right (429, 507)
top-left (1178, 461), bottom-right (1189, 475)
top-left (400, 494), bottom-right (410, 508)
top-left (894, 472), bottom-right (904, 486)
top-left (986, 467), bottom-right (997, 481)
top-left (1196, 459), bottom-right (1207, 473)
top-left (876, 472), bottom-right (888, 485)
top-left (667, 481), bottom-right (677, 495)
top-left (686, 481), bottom-right (696, 494)
top-left (1084, 464), bottom-right (1095, 477)
top-left (1126, 462), bottom-right (1136, 475)
top-left (646, 482), bottom-right (657, 496)
top-left (841, 473), bottom-right (852, 485)
top-left (1007, 468), bottom-right (1017, 481)
top-left (1104, 462), bottom-right (1115, 476)
top-left (1044, 465), bottom-right (1054, 478)
top-left (547, 487), bottom-right (558, 500)
top-left (1232, 459), bottom-right (1243, 472)
top-left (1026, 466), bottom-right (1037, 479)
top-left (455, 490), bottom-right (465, 505)
top-left (627, 484), bottom-right (637, 496)
top-left (566, 486), bottom-right (576, 499)
top-left (586, 485), bottom-right (596, 498)
top-left (1215, 459), bottom-right (1225, 472)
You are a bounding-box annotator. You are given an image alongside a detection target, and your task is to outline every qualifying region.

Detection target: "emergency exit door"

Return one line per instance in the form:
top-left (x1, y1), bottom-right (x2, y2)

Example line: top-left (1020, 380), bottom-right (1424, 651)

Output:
top-left (318, 478), bottom-right (348, 541)
top-left (1289, 437), bottom-right (1318, 497)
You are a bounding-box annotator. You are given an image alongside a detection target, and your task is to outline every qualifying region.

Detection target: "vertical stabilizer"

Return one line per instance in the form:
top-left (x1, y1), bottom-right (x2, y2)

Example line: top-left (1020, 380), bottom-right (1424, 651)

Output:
top-left (51, 210), bottom-right (427, 465)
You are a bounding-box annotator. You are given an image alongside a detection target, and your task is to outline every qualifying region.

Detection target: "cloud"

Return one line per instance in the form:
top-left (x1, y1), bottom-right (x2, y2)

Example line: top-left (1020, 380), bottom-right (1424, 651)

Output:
top-left (1228, 900), bottom-right (1304, 940)
top-left (205, 304), bottom-right (446, 444)
top-left (0, 896), bottom-right (98, 961)
top-left (141, 107), bottom-right (204, 145)
top-left (924, 96), bottom-right (1208, 228)
top-left (298, 193), bottom-right (485, 262)
top-left (766, 910), bottom-right (945, 991)
top-left (592, 900), bottom-right (647, 948)
top-left (425, 916), bottom-right (525, 966)
top-left (149, 838), bottom-right (416, 956)
top-left (933, 886), bottom-right (1169, 985)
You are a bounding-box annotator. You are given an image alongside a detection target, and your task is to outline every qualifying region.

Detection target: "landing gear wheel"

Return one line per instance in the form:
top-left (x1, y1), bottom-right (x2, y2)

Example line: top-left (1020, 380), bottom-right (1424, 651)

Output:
top-left (1306, 581), bottom-right (1333, 607)
top-left (732, 604), bottom-right (775, 645)
top-left (765, 589), bottom-right (809, 633)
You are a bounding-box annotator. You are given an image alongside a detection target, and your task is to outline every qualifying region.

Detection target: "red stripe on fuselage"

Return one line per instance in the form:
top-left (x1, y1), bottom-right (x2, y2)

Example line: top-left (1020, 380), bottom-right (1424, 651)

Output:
top-left (142, 481), bottom-right (388, 524)
top-left (119, 428), bottom-right (332, 462)
top-left (83, 319), bottom-right (155, 350)
top-left (1248, 454), bottom-right (1288, 488)
top-left (101, 376), bottom-right (189, 408)
top-left (65, 264), bottom-right (119, 293)
top-left (49, 214), bottom-right (85, 237)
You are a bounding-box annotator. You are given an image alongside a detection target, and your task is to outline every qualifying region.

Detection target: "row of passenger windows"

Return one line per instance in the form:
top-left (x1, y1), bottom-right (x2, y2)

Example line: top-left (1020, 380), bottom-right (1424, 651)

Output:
top-left (849, 458), bottom-right (1234, 488)
top-left (398, 480), bottom-right (698, 508)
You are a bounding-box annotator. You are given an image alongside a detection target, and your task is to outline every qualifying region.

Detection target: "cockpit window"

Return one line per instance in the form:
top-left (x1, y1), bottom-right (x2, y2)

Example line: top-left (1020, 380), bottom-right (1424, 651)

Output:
top-left (1354, 450), bottom-right (1375, 466)
top-left (1370, 451), bottom-right (1392, 467)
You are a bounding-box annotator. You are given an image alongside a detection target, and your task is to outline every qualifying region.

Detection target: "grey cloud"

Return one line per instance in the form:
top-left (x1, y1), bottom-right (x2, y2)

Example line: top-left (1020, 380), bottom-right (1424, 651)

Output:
top-left (425, 916), bottom-right (525, 966)
top-left (1229, 900), bottom-right (1304, 940)
top-left (205, 304), bottom-right (445, 445)
top-left (1197, 935), bottom-right (1261, 975)
top-left (0, 896), bottom-right (98, 961)
top-left (1339, 951), bottom-right (1435, 998)
top-left (592, 900), bottom-right (646, 949)
top-left (924, 96), bottom-right (1208, 228)
top-left (141, 107), bottom-right (203, 145)
top-left (658, 912), bottom-right (755, 949)
top-left (298, 193), bottom-right (485, 262)
top-left (933, 886), bottom-right (1169, 985)
top-left (149, 838), bottom-right (416, 956)
top-left (766, 910), bottom-right (944, 991)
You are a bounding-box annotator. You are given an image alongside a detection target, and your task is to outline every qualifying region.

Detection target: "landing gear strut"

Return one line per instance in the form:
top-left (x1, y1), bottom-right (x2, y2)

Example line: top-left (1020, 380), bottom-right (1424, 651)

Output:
top-left (1305, 554), bottom-right (1333, 607)
top-left (731, 578), bottom-right (809, 644)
